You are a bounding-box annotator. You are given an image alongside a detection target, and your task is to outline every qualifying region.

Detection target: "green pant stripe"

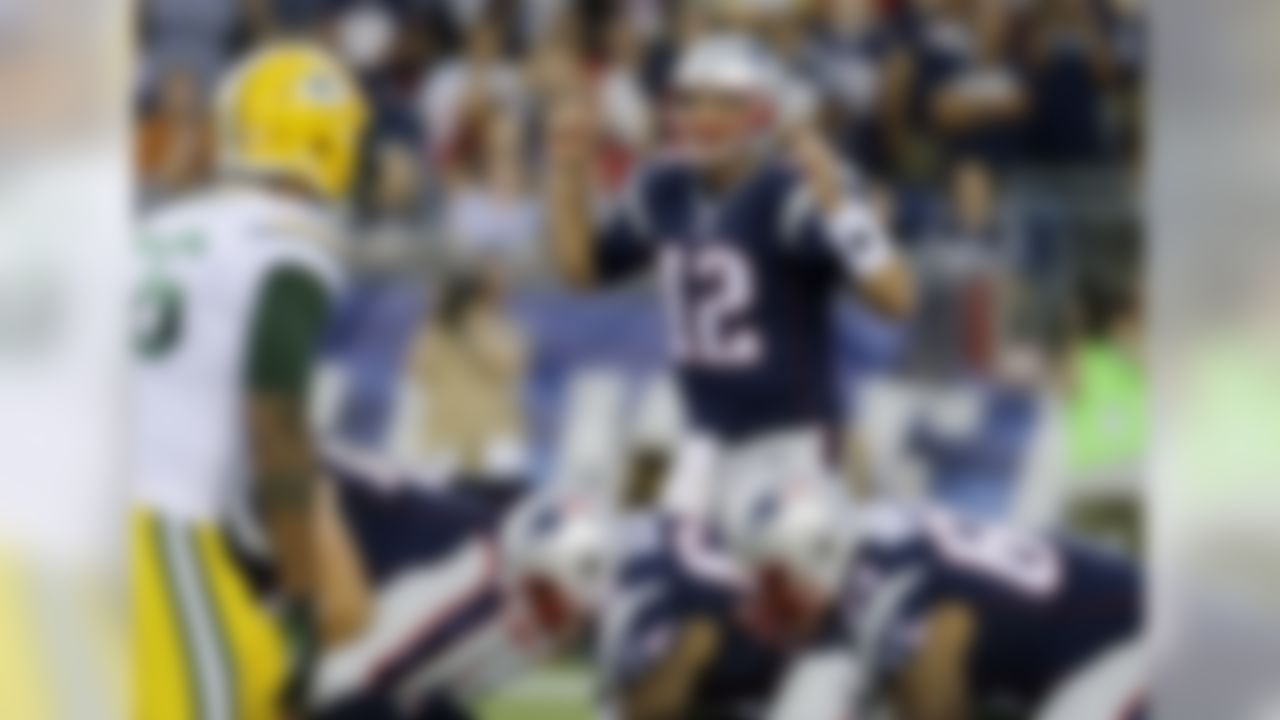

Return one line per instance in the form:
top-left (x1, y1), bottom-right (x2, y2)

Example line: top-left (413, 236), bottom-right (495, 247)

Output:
top-left (187, 530), bottom-right (242, 719)
top-left (148, 516), bottom-right (204, 720)
top-left (156, 518), bottom-right (234, 720)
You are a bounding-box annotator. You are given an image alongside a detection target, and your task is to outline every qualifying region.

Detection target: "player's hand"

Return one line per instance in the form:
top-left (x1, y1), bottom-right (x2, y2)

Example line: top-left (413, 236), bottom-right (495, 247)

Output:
top-left (788, 129), bottom-right (847, 213)
top-left (546, 94), bottom-right (596, 171)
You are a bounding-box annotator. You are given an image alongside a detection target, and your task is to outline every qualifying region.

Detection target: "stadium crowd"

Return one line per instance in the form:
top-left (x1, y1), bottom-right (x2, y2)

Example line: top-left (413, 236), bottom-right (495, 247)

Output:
top-left (136, 0), bottom-right (1145, 528)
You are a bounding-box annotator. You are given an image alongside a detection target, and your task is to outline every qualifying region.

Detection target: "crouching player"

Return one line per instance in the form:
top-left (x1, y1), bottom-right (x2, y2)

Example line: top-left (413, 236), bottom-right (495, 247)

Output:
top-left (734, 483), bottom-right (1143, 720)
top-left (308, 452), bottom-right (612, 720)
top-left (600, 511), bottom-right (787, 720)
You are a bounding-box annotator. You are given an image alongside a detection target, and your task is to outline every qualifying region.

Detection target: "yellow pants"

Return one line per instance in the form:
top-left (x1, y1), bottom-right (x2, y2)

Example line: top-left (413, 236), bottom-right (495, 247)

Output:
top-left (132, 510), bottom-right (287, 720)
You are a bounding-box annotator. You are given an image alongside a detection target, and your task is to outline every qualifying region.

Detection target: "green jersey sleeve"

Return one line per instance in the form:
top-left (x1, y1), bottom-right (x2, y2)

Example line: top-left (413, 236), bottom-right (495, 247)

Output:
top-left (246, 265), bottom-right (332, 395)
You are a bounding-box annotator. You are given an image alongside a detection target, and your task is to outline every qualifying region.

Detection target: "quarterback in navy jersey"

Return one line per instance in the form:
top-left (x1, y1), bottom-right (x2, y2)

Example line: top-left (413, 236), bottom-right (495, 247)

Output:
top-left (546, 34), bottom-right (914, 517)
top-left (303, 448), bottom-right (613, 720)
top-left (600, 512), bottom-right (786, 720)
top-left (735, 483), bottom-right (1143, 720)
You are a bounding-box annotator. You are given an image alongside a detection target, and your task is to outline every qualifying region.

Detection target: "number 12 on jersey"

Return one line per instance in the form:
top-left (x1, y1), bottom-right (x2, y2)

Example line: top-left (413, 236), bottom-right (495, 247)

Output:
top-left (659, 244), bottom-right (762, 369)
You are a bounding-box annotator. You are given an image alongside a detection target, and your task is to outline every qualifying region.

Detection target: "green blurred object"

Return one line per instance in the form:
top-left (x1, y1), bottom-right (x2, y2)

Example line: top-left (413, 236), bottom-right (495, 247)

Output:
top-left (1065, 340), bottom-right (1146, 477)
top-left (1176, 341), bottom-right (1280, 498)
top-left (478, 664), bottom-right (593, 720)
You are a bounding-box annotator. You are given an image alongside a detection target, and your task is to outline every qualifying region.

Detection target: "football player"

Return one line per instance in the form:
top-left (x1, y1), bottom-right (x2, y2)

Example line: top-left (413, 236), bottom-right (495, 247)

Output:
top-left (132, 43), bottom-right (370, 720)
top-left (546, 34), bottom-right (914, 523)
top-left (600, 511), bottom-right (787, 720)
top-left (734, 482), bottom-right (1144, 720)
top-left (311, 448), bottom-right (612, 720)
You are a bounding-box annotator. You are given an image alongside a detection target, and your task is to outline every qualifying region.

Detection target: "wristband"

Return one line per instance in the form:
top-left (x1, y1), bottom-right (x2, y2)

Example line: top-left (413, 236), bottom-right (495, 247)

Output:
top-left (824, 201), bottom-right (896, 278)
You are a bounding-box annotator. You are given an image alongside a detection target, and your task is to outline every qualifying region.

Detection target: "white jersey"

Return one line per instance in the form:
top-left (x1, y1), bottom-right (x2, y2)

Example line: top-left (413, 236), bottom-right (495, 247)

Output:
top-left (131, 187), bottom-right (342, 527)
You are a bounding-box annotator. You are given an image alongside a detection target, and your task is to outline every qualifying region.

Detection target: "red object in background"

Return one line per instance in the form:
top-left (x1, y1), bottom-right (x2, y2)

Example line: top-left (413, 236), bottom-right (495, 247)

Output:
top-left (961, 275), bottom-right (997, 374)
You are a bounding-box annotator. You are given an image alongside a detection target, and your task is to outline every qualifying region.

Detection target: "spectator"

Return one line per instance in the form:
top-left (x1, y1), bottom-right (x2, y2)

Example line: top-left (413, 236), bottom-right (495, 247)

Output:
top-left (353, 138), bottom-right (425, 269)
top-left (1024, 0), bottom-right (1116, 162)
top-left (1063, 280), bottom-right (1144, 483)
top-left (638, 0), bottom-right (713, 97)
top-left (142, 0), bottom-right (267, 85)
top-left (806, 0), bottom-right (913, 173)
top-left (328, 1), bottom-right (399, 74)
top-left (407, 263), bottom-right (530, 506)
top-left (526, 21), bottom-right (585, 102)
top-left (417, 14), bottom-right (526, 161)
top-left (909, 158), bottom-right (1008, 376)
top-left (442, 111), bottom-right (541, 263)
top-left (916, 0), bottom-right (1028, 168)
top-left (1056, 280), bottom-right (1144, 550)
top-left (136, 65), bottom-right (215, 201)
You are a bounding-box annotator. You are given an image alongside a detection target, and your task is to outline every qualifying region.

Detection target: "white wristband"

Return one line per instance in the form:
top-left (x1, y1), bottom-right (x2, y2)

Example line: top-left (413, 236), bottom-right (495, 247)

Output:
top-left (825, 201), bottom-right (896, 278)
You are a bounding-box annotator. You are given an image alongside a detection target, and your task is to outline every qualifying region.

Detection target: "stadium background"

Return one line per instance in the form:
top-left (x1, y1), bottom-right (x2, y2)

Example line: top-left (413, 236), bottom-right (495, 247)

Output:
top-left (137, 0), bottom-right (1145, 716)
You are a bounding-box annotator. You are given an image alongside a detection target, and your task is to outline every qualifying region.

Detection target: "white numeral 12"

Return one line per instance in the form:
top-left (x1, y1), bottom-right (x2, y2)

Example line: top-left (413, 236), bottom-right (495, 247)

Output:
top-left (660, 244), bottom-right (762, 369)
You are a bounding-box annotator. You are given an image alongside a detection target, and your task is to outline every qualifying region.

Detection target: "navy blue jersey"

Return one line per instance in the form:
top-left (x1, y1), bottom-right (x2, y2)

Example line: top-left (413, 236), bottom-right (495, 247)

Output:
top-left (228, 448), bottom-right (502, 600)
top-left (594, 159), bottom-right (869, 440)
top-left (840, 504), bottom-right (1141, 714)
top-left (601, 514), bottom-right (786, 719)
top-left (328, 469), bottom-right (497, 585)
top-left (313, 454), bottom-right (543, 717)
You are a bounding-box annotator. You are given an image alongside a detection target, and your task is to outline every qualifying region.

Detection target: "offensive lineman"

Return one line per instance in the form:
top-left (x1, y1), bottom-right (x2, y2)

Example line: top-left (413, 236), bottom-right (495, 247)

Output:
top-left (546, 34), bottom-right (914, 524)
top-left (600, 510), bottom-right (786, 720)
top-left (132, 44), bottom-right (370, 720)
top-left (735, 482), bottom-right (1143, 720)
top-left (311, 449), bottom-right (612, 720)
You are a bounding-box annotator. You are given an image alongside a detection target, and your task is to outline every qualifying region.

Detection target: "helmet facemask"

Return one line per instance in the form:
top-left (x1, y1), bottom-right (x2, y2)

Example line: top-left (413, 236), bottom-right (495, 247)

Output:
top-left (736, 486), bottom-right (859, 645)
top-left (501, 495), bottom-right (613, 650)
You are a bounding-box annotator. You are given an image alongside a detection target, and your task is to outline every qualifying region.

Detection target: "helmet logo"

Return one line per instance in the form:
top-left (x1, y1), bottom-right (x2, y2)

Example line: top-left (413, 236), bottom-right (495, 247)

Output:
top-left (529, 504), bottom-right (564, 538)
top-left (748, 491), bottom-right (782, 530)
top-left (300, 74), bottom-right (347, 106)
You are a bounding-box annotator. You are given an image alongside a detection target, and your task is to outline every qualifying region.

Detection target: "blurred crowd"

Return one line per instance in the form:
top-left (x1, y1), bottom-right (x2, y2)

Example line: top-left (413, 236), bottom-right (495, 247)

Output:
top-left (136, 0), bottom-right (1146, 518)
top-left (138, 0), bottom-right (1143, 238)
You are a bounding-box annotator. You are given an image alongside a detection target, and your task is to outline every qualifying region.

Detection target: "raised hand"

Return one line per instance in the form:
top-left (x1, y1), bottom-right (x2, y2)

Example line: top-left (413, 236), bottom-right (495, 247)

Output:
top-left (788, 127), bottom-right (847, 213)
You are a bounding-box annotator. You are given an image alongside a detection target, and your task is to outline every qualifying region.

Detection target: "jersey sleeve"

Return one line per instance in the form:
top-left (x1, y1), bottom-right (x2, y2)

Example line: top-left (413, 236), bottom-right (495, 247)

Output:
top-left (780, 180), bottom-right (896, 284)
top-left (592, 169), bottom-right (660, 284)
top-left (246, 264), bottom-right (332, 395)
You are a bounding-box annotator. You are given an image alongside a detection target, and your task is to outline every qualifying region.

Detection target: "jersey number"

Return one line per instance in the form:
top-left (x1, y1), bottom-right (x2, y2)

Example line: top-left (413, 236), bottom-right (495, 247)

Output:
top-left (134, 232), bottom-right (202, 359)
top-left (924, 511), bottom-right (1063, 598)
top-left (133, 277), bottom-right (184, 358)
top-left (660, 245), bottom-right (762, 368)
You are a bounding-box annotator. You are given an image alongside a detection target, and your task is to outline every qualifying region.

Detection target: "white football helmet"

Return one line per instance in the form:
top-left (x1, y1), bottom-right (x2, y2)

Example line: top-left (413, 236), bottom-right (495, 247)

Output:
top-left (501, 492), bottom-right (614, 635)
top-left (674, 33), bottom-right (781, 102)
top-left (670, 33), bottom-right (813, 163)
top-left (735, 481), bottom-right (861, 601)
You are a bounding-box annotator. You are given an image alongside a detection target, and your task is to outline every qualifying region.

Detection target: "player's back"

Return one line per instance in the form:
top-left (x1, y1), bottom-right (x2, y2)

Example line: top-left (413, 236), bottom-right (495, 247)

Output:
top-left (602, 513), bottom-right (785, 719)
top-left (132, 187), bottom-right (341, 522)
top-left (314, 454), bottom-right (538, 717)
top-left (624, 160), bottom-right (850, 440)
top-left (846, 503), bottom-right (1141, 711)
